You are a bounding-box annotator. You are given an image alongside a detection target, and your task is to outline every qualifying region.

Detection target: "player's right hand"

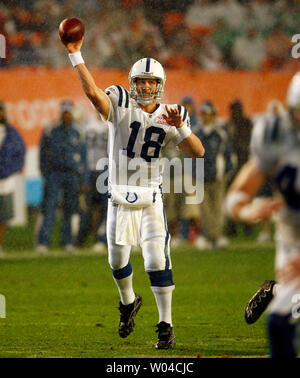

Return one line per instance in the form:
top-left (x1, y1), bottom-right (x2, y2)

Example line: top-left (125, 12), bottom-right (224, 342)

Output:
top-left (60, 37), bottom-right (83, 53)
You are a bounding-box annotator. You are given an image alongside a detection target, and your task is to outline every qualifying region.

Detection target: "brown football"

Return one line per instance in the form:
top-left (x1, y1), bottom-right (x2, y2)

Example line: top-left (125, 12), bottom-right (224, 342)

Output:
top-left (58, 18), bottom-right (85, 43)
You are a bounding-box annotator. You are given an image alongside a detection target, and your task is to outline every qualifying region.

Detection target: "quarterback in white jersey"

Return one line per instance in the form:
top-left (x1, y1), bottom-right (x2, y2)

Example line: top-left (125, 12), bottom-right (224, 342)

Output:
top-left (104, 83), bottom-right (192, 188)
top-left (226, 72), bottom-right (300, 358)
top-left (60, 36), bottom-right (205, 349)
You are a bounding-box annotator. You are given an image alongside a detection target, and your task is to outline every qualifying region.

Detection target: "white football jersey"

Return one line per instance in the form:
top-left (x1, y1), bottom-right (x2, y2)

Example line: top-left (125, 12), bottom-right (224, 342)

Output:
top-left (251, 112), bottom-right (300, 245)
top-left (104, 85), bottom-right (191, 188)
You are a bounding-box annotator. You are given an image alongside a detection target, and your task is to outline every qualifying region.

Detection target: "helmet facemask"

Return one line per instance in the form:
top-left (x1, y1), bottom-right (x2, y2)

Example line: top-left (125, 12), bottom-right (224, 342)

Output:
top-left (130, 76), bottom-right (164, 106)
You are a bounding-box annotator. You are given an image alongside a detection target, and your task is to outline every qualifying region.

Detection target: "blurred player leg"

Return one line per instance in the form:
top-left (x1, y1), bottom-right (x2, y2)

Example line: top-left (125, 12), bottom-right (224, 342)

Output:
top-left (266, 241), bottom-right (300, 357)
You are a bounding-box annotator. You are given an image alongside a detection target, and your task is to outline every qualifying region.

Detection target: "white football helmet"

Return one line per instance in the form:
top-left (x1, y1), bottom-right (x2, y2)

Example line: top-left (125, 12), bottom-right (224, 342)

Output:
top-left (129, 57), bottom-right (166, 105)
top-left (286, 71), bottom-right (300, 109)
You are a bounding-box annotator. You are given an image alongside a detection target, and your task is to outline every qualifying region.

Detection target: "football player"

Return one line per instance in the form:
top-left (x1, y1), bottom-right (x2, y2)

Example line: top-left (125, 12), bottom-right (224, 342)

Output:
top-left (226, 72), bottom-right (300, 358)
top-left (60, 37), bottom-right (205, 349)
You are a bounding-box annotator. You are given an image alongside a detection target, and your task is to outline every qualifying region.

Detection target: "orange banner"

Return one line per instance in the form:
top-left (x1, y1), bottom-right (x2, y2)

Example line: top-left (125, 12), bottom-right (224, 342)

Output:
top-left (0, 67), bottom-right (295, 147)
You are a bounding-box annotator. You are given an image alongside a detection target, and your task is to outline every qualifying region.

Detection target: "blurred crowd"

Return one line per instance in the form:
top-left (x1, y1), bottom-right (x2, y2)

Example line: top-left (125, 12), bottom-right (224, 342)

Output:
top-left (0, 0), bottom-right (299, 71)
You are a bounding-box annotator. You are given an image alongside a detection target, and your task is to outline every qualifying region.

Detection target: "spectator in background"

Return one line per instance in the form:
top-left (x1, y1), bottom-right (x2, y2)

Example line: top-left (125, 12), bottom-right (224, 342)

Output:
top-left (198, 34), bottom-right (227, 71)
top-left (247, 0), bottom-right (278, 36)
top-left (178, 96), bottom-right (201, 243)
top-left (266, 98), bottom-right (285, 120)
top-left (11, 33), bottom-right (41, 66)
top-left (0, 101), bottom-right (25, 257)
top-left (217, 0), bottom-right (247, 31)
top-left (263, 24), bottom-right (292, 71)
top-left (227, 100), bottom-right (252, 172)
top-left (135, 31), bottom-right (167, 65)
top-left (163, 96), bottom-right (197, 248)
top-left (163, 146), bottom-right (186, 248)
top-left (185, 0), bottom-right (220, 31)
top-left (36, 100), bottom-right (88, 254)
top-left (76, 112), bottom-right (108, 253)
top-left (232, 26), bottom-right (266, 70)
top-left (211, 17), bottom-right (237, 68)
top-left (181, 96), bottom-right (198, 130)
top-left (39, 32), bottom-right (68, 68)
top-left (185, 100), bottom-right (235, 250)
top-left (225, 99), bottom-right (253, 236)
top-left (164, 25), bottom-right (197, 70)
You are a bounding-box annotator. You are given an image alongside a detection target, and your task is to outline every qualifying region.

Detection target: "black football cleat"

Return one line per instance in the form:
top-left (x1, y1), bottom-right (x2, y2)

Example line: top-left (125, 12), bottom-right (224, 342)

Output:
top-left (118, 294), bottom-right (142, 338)
top-left (245, 280), bottom-right (276, 324)
top-left (155, 321), bottom-right (176, 349)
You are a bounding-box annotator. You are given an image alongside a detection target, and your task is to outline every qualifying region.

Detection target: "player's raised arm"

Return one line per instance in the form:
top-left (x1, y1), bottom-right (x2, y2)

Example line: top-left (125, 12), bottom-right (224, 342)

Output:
top-left (162, 106), bottom-right (205, 158)
top-left (59, 23), bottom-right (110, 120)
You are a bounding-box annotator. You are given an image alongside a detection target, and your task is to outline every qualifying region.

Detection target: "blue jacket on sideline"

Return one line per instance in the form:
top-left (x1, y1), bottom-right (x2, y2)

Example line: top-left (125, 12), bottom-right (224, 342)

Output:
top-left (39, 122), bottom-right (89, 185)
top-left (0, 124), bottom-right (26, 179)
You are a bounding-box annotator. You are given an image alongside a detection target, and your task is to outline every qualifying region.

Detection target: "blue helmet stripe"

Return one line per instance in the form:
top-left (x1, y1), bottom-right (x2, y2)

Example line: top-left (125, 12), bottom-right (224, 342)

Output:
top-left (145, 58), bottom-right (151, 72)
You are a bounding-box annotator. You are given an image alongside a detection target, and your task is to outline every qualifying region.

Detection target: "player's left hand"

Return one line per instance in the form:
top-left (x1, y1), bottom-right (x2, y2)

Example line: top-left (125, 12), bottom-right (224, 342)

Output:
top-left (236, 197), bottom-right (284, 224)
top-left (162, 106), bottom-right (183, 128)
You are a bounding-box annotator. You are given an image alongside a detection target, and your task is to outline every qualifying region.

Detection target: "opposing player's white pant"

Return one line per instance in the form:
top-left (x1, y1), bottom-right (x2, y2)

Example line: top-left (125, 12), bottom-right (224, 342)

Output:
top-left (268, 240), bottom-right (300, 316)
top-left (107, 192), bottom-right (172, 273)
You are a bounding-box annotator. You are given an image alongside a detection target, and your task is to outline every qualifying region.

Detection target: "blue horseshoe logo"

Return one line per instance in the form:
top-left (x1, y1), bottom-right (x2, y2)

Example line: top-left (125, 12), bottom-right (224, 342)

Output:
top-left (126, 192), bottom-right (138, 203)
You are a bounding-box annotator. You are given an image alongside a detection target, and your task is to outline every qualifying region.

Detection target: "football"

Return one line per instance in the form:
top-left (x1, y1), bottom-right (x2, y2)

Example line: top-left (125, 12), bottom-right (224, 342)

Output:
top-left (58, 18), bottom-right (85, 43)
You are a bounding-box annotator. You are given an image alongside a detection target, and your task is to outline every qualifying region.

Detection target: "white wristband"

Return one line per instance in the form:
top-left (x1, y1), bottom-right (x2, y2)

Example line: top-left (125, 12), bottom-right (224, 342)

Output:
top-left (225, 190), bottom-right (250, 217)
top-left (68, 51), bottom-right (84, 67)
top-left (177, 124), bottom-right (191, 141)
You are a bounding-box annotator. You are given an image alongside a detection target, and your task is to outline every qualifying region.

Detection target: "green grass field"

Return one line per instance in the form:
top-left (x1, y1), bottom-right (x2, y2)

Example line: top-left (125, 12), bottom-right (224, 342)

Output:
top-left (0, 217), bottom-right (276, 358)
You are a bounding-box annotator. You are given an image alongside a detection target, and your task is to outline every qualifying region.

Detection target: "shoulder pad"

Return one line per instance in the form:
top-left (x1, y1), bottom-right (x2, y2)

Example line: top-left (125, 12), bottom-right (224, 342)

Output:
top-left (105, 85), bottom-right (130, 108)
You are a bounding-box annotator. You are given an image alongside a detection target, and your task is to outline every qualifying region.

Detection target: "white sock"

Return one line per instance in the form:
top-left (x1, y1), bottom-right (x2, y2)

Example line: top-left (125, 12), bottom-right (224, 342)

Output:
top-left (151, 285), bottom-right (175, 326)
top-left (113, 273), bottom-right (136, 305)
